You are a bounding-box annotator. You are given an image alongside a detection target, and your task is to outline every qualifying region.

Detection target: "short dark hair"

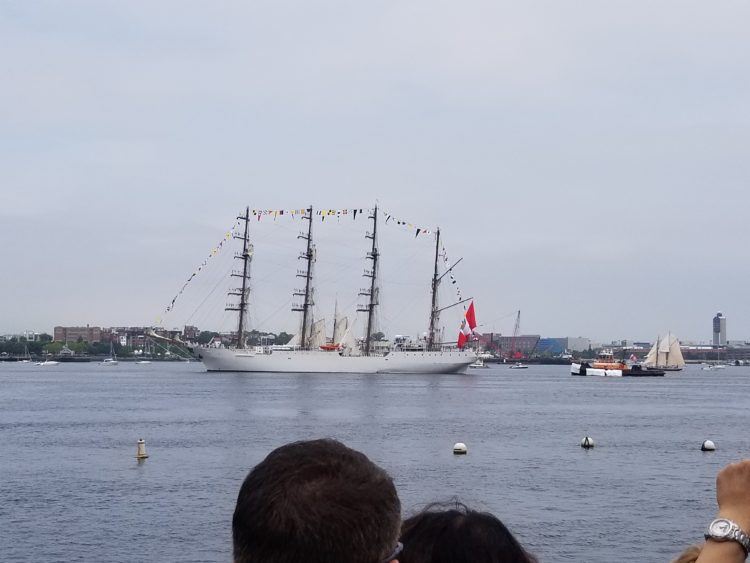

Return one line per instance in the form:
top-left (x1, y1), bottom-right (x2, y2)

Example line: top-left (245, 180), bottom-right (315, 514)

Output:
top-left (399, 501), bottom-right (537, 563)
top-left (233, 439), bottom-right (401, 563)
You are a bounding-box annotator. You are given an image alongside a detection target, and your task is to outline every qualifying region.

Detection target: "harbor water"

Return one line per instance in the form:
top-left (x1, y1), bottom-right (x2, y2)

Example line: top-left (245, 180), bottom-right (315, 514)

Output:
top-left (2, 362), bottom-right (750, 562)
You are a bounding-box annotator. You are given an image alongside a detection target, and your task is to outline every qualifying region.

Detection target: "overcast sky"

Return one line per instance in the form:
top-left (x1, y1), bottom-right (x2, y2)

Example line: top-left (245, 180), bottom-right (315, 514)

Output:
top-left (2, 1), bottom-right (748, 343)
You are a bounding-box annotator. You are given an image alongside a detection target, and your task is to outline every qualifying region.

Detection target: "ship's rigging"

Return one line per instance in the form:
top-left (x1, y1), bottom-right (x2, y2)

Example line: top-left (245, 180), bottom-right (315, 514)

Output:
top-left (357, 205), bottom-right (380, 356)
top-left (291, 206), bottom-right (315, 349)
top-left (225, 206), bottom-right (252, 348)
top-left (166, 205), bottom-right (472, 354)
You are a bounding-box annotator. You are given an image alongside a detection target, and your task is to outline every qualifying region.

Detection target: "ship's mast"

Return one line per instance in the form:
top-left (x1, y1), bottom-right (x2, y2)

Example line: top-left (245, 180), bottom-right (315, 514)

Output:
top-left (226, 207), bottom-right (252, 348)
top-left (292, 206), bottom-right (315, 349)
top-left (427, 228), bottom-right (441, 351)
top-left (358, 205), bottom-right (379, 356)
top-left (655, 334), bottom-right (660, 366)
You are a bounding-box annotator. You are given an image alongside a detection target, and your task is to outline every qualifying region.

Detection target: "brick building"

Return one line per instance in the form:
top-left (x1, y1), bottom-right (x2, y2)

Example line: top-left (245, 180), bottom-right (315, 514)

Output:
top-left (53, 326), bottom-right (102, 343)
top-left (476, 333), bottom-right (541, 358)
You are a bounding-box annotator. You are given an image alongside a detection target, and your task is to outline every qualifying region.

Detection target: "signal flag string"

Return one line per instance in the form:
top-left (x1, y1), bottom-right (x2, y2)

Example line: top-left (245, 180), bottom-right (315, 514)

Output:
top-left (156, 216), bottom-right (243, 325)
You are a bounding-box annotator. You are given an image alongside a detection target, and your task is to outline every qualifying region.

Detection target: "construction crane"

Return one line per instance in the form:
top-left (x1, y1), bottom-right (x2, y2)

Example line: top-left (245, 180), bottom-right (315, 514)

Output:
top-left (508, 310), bottom-right (522, 360)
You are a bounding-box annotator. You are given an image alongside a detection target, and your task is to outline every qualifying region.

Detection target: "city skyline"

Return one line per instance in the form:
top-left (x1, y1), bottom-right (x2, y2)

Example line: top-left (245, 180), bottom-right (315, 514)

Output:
top-left (2, 2), bottom-right (749, 341)
top-left (2, 310), bottom-right (743, 348)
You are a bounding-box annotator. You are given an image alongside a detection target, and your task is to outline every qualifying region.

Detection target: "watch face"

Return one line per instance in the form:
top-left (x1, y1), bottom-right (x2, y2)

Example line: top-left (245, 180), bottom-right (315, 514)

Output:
top-left (710, 519), bottom-right (733, 538)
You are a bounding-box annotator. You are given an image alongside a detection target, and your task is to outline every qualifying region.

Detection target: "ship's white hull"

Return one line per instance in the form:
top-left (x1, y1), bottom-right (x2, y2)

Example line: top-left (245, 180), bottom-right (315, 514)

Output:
top-left (198, 347), bottom-right (475, 374)
top-left (570, 362), bottom-right (623, 377)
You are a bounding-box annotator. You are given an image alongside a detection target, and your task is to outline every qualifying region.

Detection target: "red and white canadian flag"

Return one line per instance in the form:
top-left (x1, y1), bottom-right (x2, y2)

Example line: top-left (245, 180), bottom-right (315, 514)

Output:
top-left (457, 301), bottom-right (479, 348)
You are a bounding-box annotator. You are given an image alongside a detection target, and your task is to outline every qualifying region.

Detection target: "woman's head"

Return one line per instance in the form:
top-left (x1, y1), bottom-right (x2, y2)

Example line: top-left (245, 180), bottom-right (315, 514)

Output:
top-left (399, 502), bottom-right (536, 563)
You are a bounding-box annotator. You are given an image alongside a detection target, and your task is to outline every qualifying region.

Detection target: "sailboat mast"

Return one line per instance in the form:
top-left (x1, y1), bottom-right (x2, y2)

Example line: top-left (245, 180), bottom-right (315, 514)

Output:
top-left (227, 207), bottom-right (253, 348)
top-left (359, 205), bottom-right (379, 356)
top-left (293, 206), bottom-right (315, 349)
top-left (427, 228), bottom-right (441, 351)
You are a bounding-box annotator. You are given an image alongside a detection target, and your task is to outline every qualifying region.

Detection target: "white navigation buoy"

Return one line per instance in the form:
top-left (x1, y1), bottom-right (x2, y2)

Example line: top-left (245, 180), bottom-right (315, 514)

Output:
top-left (580, 436), bottom-right (595, 449)
top-left (453, 442), bottom-right (467, 455)
top-left (701, 440), bottom-right (716, 452)
top-left (136, 438), bottom-right (149, 460)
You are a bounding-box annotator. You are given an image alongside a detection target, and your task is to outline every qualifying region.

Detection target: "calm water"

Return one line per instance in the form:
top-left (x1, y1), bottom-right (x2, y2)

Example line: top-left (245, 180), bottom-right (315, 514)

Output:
top-left (2, 362), bottom-right (750, 562)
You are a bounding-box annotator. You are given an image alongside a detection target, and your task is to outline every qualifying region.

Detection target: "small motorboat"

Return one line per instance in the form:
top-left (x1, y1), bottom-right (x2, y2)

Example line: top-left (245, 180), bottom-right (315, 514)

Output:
top-left (35, 360), bottom-right (60, 366)
top-left (469, 358), bottom-right (489, 369)
top-left (509, 362), bottom-right (528, 369)
top-left (135, 360), bottom-right (151, 365)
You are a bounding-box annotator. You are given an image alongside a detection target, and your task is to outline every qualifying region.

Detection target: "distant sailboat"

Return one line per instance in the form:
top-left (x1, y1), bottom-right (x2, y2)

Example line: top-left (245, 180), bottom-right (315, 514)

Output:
top-left (35, 353), bottom-right (59, 366)
top-left (643, 332), bottom-right (684, 372)
top-left (135, 339), bottom-right (152, 364)
top-left (20, 345), bottom-right (32, 363)
top-left (102, 342), bottom-right (119, 366)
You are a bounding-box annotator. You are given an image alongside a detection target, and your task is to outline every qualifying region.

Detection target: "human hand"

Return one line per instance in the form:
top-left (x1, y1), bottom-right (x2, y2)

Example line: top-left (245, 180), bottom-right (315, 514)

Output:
top-left (715, 459), bottom-right (750, 532)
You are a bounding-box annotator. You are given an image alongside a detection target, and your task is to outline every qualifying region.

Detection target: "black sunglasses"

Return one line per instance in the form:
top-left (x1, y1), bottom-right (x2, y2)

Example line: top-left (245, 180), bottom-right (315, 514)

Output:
top-left (382, 541), bottom-right (403, 562)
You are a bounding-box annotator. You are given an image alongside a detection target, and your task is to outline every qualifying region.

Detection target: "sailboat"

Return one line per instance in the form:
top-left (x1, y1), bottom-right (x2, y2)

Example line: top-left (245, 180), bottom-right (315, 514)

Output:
top-left (702, 344), bottom-right (727, 370)
top-left (196, 206), bottom-right (476, 374)
top-left (135, 339), bottom-right (152, 364)
top-left (643, 332), bottom-right (685, 372)
top-left (35, 353), bottom-right (59, 366)
top-left (102, 342), bottom-right (119, 365)
top-left (20, 345), bottom-right (32, 363)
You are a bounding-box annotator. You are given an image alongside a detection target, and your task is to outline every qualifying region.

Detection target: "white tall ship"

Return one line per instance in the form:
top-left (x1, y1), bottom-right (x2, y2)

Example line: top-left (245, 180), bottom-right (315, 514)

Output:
top-left (196, 206), bottom-right (476, 374)
top-left (643, 332), bottom-right (685, 372)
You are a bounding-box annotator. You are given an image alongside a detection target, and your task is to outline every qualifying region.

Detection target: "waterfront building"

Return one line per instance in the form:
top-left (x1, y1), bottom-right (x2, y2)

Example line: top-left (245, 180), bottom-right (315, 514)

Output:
top-left (712, 312), bottom-right (727, 346)
top-left (1, 331), bottom-right (43, 342)
top-left (476, 333), bottom-right (540, 357)
top-left (183, 325), bottom-right (200, 341)
top-left (536, 337), bottom-right (591, 355)
top-left (53, 325), bottom-right (102, 343)
top-left (535, 338), bottom-right (566, 355)
top-left (566, 337), bottom-right (591, 352)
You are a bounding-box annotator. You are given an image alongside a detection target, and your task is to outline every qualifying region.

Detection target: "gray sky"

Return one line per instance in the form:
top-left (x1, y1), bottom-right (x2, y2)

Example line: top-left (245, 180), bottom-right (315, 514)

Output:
top-left (2, 1), bottom-right (748, 343)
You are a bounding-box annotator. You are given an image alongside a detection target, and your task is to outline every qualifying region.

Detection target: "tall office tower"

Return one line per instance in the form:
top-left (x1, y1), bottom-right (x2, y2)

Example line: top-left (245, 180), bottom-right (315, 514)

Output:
top-left (713, 312), bottom-right (727, 346)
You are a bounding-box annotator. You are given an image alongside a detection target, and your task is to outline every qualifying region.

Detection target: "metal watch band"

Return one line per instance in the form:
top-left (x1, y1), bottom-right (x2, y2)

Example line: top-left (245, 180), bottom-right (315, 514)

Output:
top-left (731, 528), bottom-right (750, 556)
top-left (705, 519), bottom-right (750, 556)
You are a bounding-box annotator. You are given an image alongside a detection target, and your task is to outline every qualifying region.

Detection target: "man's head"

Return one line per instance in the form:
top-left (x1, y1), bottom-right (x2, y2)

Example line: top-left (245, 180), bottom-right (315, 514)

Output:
top-left (233, 438), bottom-right (402, 563)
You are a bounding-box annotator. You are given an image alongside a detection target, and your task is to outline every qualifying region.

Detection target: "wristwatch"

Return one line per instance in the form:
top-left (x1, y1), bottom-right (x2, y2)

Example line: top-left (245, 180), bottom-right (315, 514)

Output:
top-left (705, 518), bottom-right (750, 555)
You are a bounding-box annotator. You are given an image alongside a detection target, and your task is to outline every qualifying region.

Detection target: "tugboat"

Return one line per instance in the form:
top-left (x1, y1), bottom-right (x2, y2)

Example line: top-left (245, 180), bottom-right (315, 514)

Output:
top-left (571, 349), bottom-right (664, 377)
